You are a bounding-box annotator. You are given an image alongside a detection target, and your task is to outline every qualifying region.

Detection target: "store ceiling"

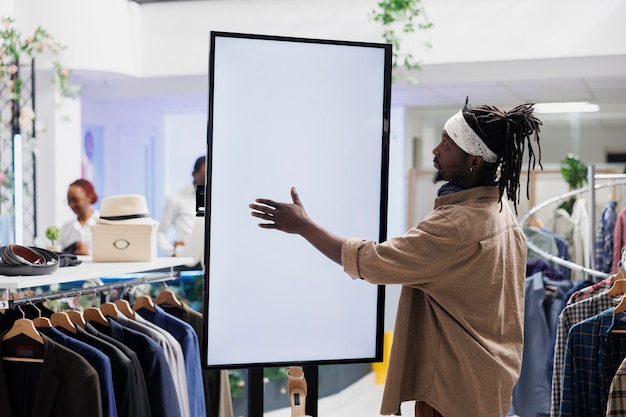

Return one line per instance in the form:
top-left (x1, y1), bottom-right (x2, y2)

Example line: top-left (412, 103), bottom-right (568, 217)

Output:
top-left (78, 57), bottom-right (626, 131)
top-left (390, 55), bottom-right (626, 129)
top-left (77, 4), bottom-right (626, 130)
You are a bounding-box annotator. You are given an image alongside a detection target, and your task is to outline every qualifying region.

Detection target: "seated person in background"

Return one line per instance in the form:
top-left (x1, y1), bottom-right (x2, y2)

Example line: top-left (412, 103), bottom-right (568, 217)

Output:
top-left (59, 179), bottom-right (99, 255)
top-left (158, 156), bottom-right (205, 256)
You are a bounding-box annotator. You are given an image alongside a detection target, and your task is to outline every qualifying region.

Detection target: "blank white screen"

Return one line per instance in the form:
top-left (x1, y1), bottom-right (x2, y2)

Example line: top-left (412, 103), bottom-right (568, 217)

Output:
top-left (206, 33), bottom-right (389, 367)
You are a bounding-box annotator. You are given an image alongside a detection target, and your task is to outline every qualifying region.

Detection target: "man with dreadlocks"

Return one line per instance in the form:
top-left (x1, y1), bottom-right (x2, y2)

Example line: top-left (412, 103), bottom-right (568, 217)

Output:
top-left (249, 98), bottom-right (542, 416)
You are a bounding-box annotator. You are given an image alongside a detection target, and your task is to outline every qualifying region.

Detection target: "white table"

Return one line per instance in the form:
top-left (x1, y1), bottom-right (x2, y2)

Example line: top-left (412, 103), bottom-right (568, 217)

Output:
top-left (0, 256), bottom-right (195, 289)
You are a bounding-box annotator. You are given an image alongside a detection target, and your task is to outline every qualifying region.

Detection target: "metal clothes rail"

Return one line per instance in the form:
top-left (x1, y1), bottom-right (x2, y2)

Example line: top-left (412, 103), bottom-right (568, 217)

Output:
top-left (0, 271), bottom-right (179, 310)
top-left (519, 168), bottom-right (626, 280)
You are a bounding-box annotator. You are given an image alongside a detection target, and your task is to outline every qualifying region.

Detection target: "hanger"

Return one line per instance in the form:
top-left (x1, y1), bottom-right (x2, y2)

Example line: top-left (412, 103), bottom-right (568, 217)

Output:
top-left (51, 311), bottom-right (77, 334)
top-left (608, 278), bottom-right (626, 297)
top-left (132, 295), bottom-right (156, 312)
top-left (30, 301), bottom-right (52, 328)
top-left (113, 299), bottom-right (135, 319)
top-left (1, 317), bottom-right (45, 363)
top-left (154, 287), bottom-right (184, 310)
top-left (84, 307), bottom-right (110, 327)
top-left (67, 310), bottom-right (87, 329)
top-left (527, 216), bottom-right (544, 229)
top-left (100, 302), bottom-right (122, 319)
top-left (612, 296), bottom-right (626, 333)
top-left (612, 263), bottom-right (626, 333)
top-left (1, 318), bottom-right (44, 344)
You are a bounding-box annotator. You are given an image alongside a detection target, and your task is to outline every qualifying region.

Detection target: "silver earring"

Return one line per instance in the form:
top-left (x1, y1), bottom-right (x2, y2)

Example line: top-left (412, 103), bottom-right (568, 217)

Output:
top-left (469, 167), bottom-right (473, 172)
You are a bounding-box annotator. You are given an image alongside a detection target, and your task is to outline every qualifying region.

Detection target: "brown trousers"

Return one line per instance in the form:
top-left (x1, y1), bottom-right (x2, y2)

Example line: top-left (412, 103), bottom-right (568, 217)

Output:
top-left (415, 401), bottom-right (444, 417)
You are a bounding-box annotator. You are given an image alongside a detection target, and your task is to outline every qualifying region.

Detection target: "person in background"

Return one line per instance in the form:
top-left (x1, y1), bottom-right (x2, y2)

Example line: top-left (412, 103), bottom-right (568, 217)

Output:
top-left (249, 98), bottom-right (543, 417)
top-left (81, 130), bottom-right (95, 182)
top-left (59, 178), bottom-right (99, 255)
top-left (158, 156), bottom-right (206, 256)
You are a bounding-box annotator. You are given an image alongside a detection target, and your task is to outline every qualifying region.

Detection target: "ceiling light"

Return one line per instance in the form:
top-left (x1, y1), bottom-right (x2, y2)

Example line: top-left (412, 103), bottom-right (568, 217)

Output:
top-left (533, 102), bottom-right (600, 114)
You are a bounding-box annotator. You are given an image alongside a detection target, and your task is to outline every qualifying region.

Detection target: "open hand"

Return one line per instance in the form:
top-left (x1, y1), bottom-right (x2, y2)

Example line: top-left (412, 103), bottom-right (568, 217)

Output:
top-left (249, 187), bottom-right (309, 234)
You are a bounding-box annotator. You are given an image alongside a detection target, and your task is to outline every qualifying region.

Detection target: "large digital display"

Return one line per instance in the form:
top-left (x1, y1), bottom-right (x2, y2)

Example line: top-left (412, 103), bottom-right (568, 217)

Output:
top-left (203, 31), bottom-right (391, 368)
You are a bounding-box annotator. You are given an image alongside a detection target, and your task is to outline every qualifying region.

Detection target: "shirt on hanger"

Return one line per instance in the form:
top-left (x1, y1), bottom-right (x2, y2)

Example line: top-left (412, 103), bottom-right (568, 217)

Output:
top-left (607, 355), bottom-right (626, 416)
top-left (550, 290), bottom-right (614, 417)
top-left (84, 322), bottom-right (152, 417)
top-left (560, 307), bottom-right (626, 417)
top-left (161, 303), bottom-right (233, 417)
top-left (613, 206), bottom-right (626, 273)
top-left (61, 324), bottom-right (150, 417)
top-left (512, 272), bottom-right (572, 417)
top-left (114, 312), bottom-right (190, 417)
top-left (595, 201), bottom-right (617, 273)
top-left (0, 333), bottom-right (103, 417)
top-left (89, 319), bottom-right (181, 417)
top-left (136, 304), bottom-right (206, 417)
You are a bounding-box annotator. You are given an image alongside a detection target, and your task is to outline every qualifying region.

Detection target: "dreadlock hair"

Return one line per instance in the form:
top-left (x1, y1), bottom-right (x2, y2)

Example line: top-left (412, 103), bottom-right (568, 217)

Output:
top-left (462, 98), bottom-right (543, 215)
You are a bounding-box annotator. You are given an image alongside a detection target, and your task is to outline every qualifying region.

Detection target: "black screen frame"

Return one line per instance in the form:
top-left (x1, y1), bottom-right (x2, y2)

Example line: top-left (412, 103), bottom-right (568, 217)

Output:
top-left (202, 31), bottom-right (392, 369)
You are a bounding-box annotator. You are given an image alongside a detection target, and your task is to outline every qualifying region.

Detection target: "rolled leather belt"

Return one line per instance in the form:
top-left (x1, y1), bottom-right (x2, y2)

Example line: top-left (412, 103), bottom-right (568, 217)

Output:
top-left (2, 244), bottom-right (46, 265)
top-left (0, 245), bottom-right (60, 276)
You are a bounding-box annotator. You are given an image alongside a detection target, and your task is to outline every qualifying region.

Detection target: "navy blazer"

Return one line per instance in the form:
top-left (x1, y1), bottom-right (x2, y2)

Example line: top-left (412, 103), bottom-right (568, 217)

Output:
top-left (38, 326), bottom-right (118, 417)
top-left (61, 324), bottom-right (148, 417)
top-left (84, 322), bottom-right (153, 417)
top-left (137, 304), bottom-right (207, 417)
top-left (90, 319), bottom-right (182, 417)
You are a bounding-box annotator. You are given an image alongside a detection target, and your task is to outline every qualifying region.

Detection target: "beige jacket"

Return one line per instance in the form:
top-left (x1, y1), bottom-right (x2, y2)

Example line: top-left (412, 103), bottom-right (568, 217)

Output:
top-left (342, 186), bottom-right (526, 417)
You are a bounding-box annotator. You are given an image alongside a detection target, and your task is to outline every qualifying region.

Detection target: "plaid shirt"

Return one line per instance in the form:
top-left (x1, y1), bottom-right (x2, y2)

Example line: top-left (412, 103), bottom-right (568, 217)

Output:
top-left (550, 290), bottom-right (613, 417)
top-left (560, 307), bottom-right (626, 417)
top-left (566, 278), bottom-right (612, 306)
top-left (607, 356), bottom-right (626, 416)
top-left (595, 201), bottom-right (617, 274)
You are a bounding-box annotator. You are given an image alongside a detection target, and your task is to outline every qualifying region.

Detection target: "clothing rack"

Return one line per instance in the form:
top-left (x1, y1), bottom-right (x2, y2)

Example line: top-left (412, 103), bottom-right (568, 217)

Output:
top-left (0, 270), bottom-right (179, 310)
top-left (520, 168), bottom-right (626, 279)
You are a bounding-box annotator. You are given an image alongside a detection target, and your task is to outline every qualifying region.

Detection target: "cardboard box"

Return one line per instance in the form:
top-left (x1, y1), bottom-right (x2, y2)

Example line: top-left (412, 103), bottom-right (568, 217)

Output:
top-left (91, 223), bottom-right (157, 262)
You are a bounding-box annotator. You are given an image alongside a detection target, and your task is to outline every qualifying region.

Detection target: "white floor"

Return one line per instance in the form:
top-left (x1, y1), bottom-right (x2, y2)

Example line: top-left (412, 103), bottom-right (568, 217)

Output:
top-left (254, 372), bottom-right (523, 417)
top-left (264, 372), bottom-right (417, 417)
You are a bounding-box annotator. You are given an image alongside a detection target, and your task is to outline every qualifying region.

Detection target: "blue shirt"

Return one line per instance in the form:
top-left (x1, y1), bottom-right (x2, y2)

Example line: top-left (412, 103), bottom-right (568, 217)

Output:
top-left (512, 272), bottom-right (572, 417)
top-left (560, 307), bottom-right (626, 416)
top-left (595, 201), bottom-right (617, 274)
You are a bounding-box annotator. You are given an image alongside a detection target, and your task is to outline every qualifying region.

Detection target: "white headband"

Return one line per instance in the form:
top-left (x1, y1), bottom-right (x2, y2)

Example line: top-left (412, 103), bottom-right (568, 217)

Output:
top-left (443, 111), bottom-right (498, 163)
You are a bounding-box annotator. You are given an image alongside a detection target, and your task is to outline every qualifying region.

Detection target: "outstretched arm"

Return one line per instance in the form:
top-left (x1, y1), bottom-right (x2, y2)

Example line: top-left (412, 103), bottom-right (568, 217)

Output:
top-left (249, 187), bottom-right (345, 265)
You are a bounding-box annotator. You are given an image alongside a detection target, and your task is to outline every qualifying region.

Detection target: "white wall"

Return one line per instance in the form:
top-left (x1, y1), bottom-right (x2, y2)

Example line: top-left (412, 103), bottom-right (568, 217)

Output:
top-left (33, 74), bottom-right (82, 242)
top-left (13, 0), bottom-right (141, 75)
top-left (5, 0), bottom-right (626, 246)
top-left (163, 112), bottom-right (207, 198)
top-left (80, 98), bottom-right (165, 218)
top-left (12, 0), bottom-right (626, 76)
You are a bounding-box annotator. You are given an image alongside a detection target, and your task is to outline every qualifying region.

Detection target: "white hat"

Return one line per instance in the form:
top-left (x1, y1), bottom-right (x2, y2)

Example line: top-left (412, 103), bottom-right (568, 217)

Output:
top-left (97, 194), bottom-right (158, 225)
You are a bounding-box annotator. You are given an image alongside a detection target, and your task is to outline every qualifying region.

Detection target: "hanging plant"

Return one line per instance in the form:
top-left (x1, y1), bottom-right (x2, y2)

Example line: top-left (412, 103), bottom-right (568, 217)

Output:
top-left (0, 17), bottom-right (79, 210)
top-left (560, 153), bottom-right (588, 190)
top-left (558, 153), bottom-right (588, 215)
top-left (370, 0), bottom-right (433, 74)
top-left (0, 16), bottom-right (78, 125)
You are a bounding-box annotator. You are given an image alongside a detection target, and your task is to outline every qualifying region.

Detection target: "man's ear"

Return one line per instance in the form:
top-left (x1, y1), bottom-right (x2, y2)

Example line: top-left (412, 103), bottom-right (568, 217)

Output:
top-left (470, 156), bottom-right (484, 171)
